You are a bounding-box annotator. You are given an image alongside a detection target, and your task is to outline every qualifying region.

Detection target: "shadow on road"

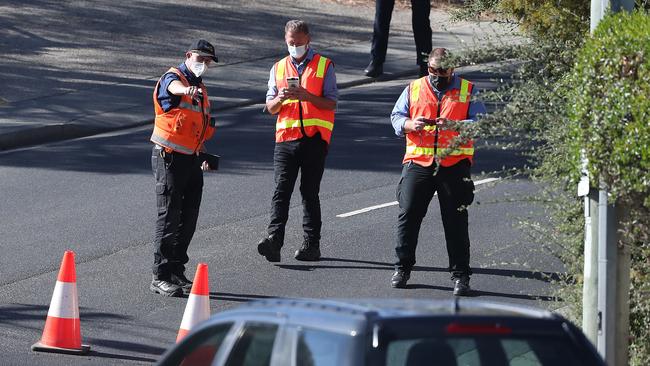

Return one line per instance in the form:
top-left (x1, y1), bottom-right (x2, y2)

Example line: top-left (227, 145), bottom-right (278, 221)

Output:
top-left (276, 257), bottom-right (563, 283)
top-left (208, 291), bottom-right (281, 302)
top-left (0, 303), bottom-right (131, 325)
top-left (404, 284), bottom-right (559, 301)
top-left (85, 349), bottom-right (158, 363)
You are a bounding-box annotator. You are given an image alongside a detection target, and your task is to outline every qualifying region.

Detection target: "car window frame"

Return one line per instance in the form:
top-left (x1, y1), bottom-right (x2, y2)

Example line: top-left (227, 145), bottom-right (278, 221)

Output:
top-left (285, 325), bottom-right (364, 366)
top-left (212, 314), bottom-right (289, 366)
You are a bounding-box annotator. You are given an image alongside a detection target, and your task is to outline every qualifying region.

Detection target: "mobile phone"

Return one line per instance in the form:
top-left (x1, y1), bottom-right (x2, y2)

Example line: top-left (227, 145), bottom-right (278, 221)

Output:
top-left (287, 77), bottom-right (299, 88)
top-left (199, 152), bottom-right (220, 171)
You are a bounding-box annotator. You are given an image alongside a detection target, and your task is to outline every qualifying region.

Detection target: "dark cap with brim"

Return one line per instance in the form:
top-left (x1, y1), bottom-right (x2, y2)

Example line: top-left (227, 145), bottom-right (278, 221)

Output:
top-left (188, 39), bottom-right (218, 62)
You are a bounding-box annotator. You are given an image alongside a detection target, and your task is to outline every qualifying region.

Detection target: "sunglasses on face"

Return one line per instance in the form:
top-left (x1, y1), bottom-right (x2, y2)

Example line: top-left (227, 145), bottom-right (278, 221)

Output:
top-left (428, 66), bottom-right (451, 75)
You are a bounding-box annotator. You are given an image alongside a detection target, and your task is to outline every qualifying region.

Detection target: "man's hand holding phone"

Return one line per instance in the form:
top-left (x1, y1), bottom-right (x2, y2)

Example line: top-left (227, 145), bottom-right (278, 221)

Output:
top-left (406, 117), bottom-right (429, 132)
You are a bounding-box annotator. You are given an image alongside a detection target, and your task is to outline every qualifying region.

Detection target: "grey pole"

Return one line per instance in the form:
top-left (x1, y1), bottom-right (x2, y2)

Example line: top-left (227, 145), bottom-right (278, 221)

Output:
top-left (597, 189), bottom-right (617, 365)
top-left (582, 190), bottom-right (599, 344)
top-left (579, 151), bottom-right (599, 344)
top-left (590, 1), bottom-right (634, 364)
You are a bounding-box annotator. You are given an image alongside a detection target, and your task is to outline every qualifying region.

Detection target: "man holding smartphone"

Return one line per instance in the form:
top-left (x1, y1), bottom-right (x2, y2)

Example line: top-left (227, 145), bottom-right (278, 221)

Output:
top-left (257, 20), bottom-right (338, 263)
top-left (389, 48), bottom-right (486, 296)
top-left (149, 39), bottom-right (218, 297)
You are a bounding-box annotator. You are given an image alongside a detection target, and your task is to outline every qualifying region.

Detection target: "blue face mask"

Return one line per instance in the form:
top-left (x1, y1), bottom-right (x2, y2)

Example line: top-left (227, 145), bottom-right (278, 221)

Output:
top-left (288, 44), bottom-right (307, 59)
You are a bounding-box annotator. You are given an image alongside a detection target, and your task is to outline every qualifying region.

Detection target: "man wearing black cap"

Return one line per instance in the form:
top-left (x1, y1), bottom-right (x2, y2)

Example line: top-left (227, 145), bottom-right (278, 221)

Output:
top-left (149, 39), bottom-right (218, 297)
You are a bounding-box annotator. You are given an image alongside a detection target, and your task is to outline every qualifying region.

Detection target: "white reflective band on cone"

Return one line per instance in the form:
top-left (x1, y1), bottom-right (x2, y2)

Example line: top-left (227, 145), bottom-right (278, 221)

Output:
top-left (179, 294), bottom-right (210, 330)
top-left (47, 281), bottom-right (79, 319)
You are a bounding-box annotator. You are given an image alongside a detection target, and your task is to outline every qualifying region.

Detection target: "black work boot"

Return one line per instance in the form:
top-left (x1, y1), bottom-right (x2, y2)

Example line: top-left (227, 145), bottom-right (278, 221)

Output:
top-left (391, 269), bottom-right (410, 288)
top-left (364, 60), bottom-right (383, 77)
top-left (150, 278), bottom-right (183, 297)
top-left (257, 235), bottom-right (282, 262)
top-left (294, 238), bottom-right (321, 261)
top-left (171, 272), bottom-right (193, 293)
top-left (453, 275), bottom-right (471, 296)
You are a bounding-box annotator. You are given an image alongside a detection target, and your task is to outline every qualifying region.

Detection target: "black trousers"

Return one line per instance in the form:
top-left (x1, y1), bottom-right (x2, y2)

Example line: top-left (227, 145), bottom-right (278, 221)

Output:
top-left (151, 146), bottom-right (203, 279)
top-left (267, 135), bottom-right (328, 244)
top-left (371, 0), bottom-right (432, 65)
top-left (395, 159), bottom-right (474, 278)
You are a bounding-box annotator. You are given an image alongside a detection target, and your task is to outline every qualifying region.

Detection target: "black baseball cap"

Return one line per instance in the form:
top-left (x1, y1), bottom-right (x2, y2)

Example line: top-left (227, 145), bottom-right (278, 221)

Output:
top-left (188, 39), bottom-right (219, 62)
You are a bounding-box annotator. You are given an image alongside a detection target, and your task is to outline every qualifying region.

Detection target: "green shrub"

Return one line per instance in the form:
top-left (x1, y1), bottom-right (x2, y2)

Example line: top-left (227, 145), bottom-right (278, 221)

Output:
top-left (568, 11), bottom-right (650, 364)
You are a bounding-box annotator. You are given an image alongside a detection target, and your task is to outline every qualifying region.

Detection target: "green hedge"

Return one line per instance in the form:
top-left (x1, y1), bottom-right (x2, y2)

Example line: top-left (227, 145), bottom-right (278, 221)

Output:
top-left (567, 10), bottom-right (650, 365)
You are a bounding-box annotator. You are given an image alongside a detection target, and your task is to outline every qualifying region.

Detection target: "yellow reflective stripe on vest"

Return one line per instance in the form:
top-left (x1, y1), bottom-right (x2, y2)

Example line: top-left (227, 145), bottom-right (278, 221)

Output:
top-left (459, 79), bottom-right (469, 103)
top-left (282, 99), bottom-right (300, 105)
top-left (276, 120), bottom-right (302, 129)
top-left (410, 79), bottom-right (422, 103)
top-left (316, 56), bottom-right (328, 78)
top-left (179, 102), bottom-right (203, 113)
top-left (276, 118), bottom-right (334, 131)
top-left (406, 146), bottom-right (474, 156)
top-left (276, 60), bottom-right (286, 80)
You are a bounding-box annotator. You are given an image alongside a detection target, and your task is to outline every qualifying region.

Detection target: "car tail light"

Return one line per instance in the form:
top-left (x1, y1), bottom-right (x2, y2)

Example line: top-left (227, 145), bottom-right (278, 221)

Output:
top-left (445, 323), bottom-right (512, 335)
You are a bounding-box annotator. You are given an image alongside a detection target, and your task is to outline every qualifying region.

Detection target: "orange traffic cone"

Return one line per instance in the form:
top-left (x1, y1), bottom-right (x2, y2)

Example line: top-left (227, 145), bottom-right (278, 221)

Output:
top-left (32, 251), bottom-right (90, 354)
top-left (176, 263), bottom-right (210, 342)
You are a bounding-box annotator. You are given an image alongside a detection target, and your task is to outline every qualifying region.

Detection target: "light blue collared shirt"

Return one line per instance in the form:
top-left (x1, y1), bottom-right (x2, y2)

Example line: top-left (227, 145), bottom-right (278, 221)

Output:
top-left (266, 48), bottom-right (338, 102)
top-left (390, 74), bottom-right (487, 136)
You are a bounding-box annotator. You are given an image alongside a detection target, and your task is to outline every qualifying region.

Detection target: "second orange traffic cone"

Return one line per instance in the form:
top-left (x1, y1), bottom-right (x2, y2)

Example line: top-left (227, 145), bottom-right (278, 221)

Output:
top-left (32, 250), bottom-right (90, 355)
top-left (176, 263), bottom-right (210, 342)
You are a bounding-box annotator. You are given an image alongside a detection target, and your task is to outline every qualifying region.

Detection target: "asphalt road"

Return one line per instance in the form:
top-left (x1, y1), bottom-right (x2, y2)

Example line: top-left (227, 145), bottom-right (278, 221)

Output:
top-left (0, 75), bottom-right (563, 365)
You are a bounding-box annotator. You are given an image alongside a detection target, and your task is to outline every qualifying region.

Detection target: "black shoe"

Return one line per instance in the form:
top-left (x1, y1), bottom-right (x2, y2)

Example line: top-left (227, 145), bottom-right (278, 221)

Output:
top-left (364, 60), bottom-right (383, 77)
top-left (257, 235), bottom-right (281, 262)
top-left (294, 239), bottom-right (321, 261)
top-left (150, 279), bottom-right (183, 297)
top-left (418, 64), bottom-right (428, 77)
top-left (453, 276), bottom-right (471, 296)
top-left (391, 269), bottom-right (410, 288)
top-left (170, 272), bottom-right (193, 293)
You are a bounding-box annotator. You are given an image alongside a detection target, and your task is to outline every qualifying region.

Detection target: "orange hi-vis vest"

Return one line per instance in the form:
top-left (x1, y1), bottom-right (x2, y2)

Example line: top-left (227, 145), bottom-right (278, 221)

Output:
top-left (151, 67), bottom-right (215, 155)
top-left (274, 54), bottom-right (335, 144)
top-left (404, 76), bottom-right (475, 167)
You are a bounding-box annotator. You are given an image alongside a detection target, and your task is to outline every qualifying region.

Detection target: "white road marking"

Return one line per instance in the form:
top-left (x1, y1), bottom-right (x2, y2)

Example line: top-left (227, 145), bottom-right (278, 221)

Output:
top-left (336, 177), bottom-right (501, 218)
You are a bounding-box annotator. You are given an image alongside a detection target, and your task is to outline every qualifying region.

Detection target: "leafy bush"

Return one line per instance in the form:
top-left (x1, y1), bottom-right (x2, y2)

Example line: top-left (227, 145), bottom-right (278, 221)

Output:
top-left (454, 2), bottom-right (649, 364)
top-left (567, 11), bottom-right (650, 364)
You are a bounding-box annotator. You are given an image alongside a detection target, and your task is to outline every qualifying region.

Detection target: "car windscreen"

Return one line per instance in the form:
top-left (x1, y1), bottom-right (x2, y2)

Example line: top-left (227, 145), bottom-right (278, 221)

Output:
top-left (374, 317), bottom-right (598, 366)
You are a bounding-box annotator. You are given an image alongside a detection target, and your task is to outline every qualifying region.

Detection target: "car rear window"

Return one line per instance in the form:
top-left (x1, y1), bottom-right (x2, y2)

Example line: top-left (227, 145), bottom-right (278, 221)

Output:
top-left (385, 336), bottom-right (584, 366)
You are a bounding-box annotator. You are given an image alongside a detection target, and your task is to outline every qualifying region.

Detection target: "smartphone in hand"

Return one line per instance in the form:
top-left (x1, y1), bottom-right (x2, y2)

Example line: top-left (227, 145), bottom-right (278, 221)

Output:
top-left (287, 77), bottom-right (299, 88)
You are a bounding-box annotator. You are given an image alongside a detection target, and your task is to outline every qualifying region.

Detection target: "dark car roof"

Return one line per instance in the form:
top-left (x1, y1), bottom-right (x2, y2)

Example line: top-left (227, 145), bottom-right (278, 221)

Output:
top-left (207, 298), bottom-right (559, 335)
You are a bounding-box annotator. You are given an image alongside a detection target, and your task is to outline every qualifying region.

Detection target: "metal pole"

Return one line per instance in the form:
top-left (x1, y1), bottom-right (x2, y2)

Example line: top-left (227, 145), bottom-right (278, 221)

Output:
top-left (582, 190), bottom-right (599, 344)
top-left (591, 0), bottom-right (603, 32)
top-left (597, 189), bottom-right (617, 365)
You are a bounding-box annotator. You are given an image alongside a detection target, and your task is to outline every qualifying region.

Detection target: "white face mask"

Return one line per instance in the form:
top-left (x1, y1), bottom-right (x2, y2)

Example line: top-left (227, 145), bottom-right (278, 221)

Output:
top-left (190, 61), bottom-right (207, 77)
top-left (288, 44), bottom-right (307, 59)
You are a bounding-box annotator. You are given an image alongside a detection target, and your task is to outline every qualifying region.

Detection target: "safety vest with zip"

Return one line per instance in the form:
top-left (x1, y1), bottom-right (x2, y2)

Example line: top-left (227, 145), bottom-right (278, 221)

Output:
top-left (274, 54), bottom-right (335, 144)
top-left (404, 76), bottom-right (475, 167)
top-left (151, 67), bottom-right (215, 155)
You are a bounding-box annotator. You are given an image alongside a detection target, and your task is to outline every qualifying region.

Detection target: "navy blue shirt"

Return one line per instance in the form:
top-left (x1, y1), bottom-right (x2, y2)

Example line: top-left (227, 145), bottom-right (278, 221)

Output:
top-left (156, 62), bottom-right (203, 112)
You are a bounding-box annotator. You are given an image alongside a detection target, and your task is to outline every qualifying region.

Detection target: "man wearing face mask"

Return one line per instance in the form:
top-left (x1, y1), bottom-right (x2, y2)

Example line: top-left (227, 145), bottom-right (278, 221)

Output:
top-left (257, 20), bottom-right (337, 263)
top-left (389, 48), bottom-right (486, 296)
top-left (149, 39), bottom-right (218, 297)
